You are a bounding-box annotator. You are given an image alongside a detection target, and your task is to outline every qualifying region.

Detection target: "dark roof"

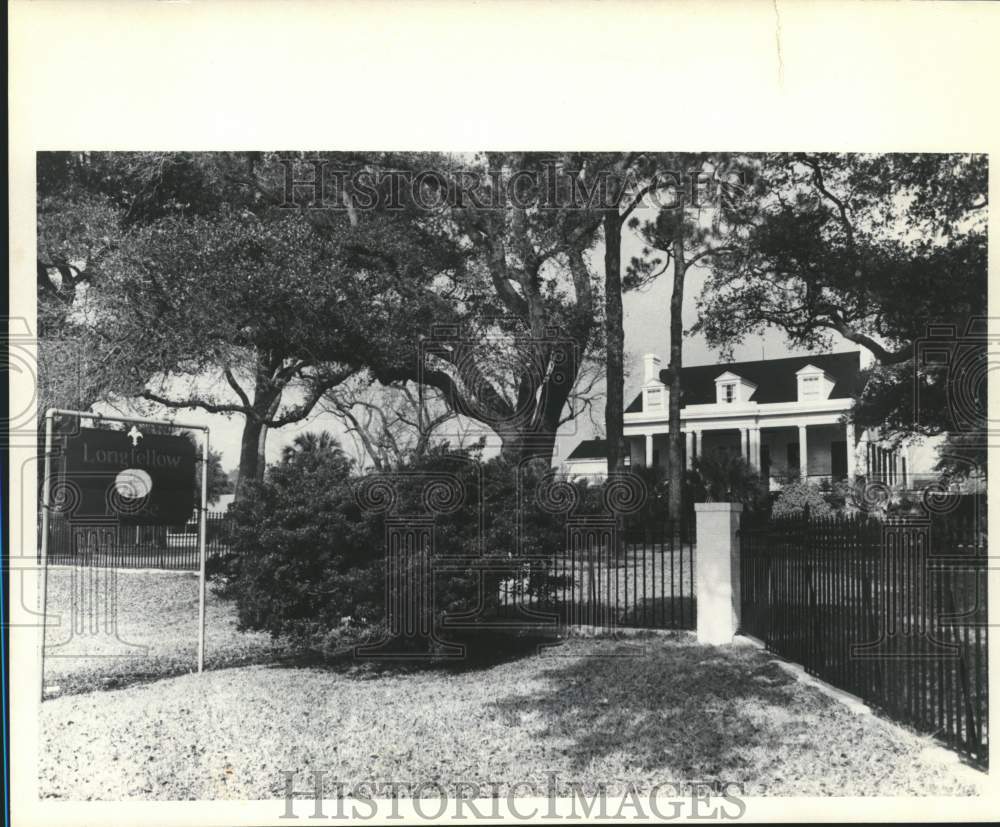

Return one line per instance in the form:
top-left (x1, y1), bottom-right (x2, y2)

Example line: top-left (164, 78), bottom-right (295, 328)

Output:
top-left (626, 351), bottom-right (863, 412)
top-left (566, 438), bottom-right (608, 460)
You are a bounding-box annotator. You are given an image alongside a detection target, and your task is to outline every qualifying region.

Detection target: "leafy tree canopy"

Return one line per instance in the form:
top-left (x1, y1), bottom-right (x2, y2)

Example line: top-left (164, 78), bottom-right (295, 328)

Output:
top-left (693, 153), bottom-right (987, 473)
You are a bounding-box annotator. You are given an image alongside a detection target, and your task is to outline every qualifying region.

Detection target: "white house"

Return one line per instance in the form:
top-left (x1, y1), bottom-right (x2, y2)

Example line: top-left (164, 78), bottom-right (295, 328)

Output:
top-left (564, 350), bottom-right (907, 489)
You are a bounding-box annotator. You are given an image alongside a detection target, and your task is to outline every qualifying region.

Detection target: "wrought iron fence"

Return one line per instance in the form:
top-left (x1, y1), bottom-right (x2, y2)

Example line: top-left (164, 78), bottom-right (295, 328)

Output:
top-left (498, 515), bottom-right (696, 631)
top-left (44, 512), bottom-right (233, 571)
top-left (739, 507), bottom-right (988, 768)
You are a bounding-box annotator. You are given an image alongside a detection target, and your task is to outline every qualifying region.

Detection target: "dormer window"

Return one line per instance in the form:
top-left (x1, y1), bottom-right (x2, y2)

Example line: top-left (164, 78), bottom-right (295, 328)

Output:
top-left (646, 387), bottom-right (663, 409)
top-left (796, 364), bottom-right (835, 401)
top-left (714, 371), bottom-right (757, 405)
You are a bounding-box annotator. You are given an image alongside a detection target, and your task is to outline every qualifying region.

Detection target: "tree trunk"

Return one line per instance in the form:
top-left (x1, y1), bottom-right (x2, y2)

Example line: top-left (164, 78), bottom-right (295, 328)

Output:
top-left (233, 415), bottom-right (265, 503)
top-left (254, 392), bottom-right (282, 481)
top-left (233, 384), bottom-right (283, 503)
top-left (603, 211), bottom-right (627, 476)
top-left (255, 421), bottom-right (270, 481)
top-left (667, 235), bottom-right (687, 522)
top-left (498, 429), bottom-right (558, 467)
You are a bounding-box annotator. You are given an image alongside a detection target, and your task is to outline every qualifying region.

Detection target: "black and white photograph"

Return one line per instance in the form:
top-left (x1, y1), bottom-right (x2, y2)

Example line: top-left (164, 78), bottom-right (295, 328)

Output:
top-left (7, 2), bottom-right (1000, 825)
top-left (29, 147), bottom-right (990, 799)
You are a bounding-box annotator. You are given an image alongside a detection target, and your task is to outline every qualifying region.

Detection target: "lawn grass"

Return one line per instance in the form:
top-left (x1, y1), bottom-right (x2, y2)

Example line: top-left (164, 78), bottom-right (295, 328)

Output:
top-left (42, 566), bottom-right (289, 697)
top-left (40, 587), bottom-right (983, 800)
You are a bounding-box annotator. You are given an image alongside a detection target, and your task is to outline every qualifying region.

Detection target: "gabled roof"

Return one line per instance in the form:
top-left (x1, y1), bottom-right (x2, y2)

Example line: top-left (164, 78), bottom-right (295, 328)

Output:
top-left (625, 351), bottom-right (863, 412)
top-left (566, 438), bottom-right (608, 460)
top-left (795, 363), bottom-right (832, 376)
top-left (714, 370), bottom-right (744, 382)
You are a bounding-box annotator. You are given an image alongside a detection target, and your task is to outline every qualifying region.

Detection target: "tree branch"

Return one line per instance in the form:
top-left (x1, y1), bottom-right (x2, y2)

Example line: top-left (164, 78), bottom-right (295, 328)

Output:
top-left (796, 154), bottom-right (855, 249)
top-left (140, 390), bottom-right (249, 416)
top-left (267, 367), bottom-right (356, 427)
top-left (684, 245), bottom-right (735, 272)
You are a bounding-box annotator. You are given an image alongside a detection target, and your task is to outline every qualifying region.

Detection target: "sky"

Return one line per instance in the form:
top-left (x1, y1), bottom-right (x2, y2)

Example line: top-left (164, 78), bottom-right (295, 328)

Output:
top-left (92, 222), bottom-right (940, 477)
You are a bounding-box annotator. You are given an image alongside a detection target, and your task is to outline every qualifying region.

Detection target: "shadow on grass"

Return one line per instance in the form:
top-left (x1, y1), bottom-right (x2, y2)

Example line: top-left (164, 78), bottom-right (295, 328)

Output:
top-left (45, 620), bottom-right (567, 697)
top-left (270, 624), bottom-right (569, 679)
top-left (488, 636), bottom-right (803, 781)
top-left (43, 644), bottom-right (293, 699)
top-left (497, 598), bottom-right (696, 632)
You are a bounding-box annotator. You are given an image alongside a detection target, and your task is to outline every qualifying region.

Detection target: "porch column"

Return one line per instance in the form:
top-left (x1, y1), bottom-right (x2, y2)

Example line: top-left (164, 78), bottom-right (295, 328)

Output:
top-left (750, 426), bottom-right (761, 470)
top-left (798, 424), bottom-right (808, 479)
top-left (693, 429), bottom-right (701, 463)
top-left (740, 428), bottom-right (748, 463)
top-left (644, 433), bottom-right (654, 468)
top-left (845, 422), bottom-right (856, 482)
top-left (685, 431), bottom-right (694, 469)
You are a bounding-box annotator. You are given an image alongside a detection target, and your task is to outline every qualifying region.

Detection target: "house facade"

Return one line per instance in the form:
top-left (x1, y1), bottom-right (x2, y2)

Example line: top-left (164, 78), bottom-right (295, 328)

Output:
top-left (564, 350), bottom-right (907, 489)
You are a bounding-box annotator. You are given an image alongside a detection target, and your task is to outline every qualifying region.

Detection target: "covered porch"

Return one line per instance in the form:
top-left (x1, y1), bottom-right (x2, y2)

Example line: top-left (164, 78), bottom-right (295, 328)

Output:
top-left (626, 419), bottom-right (903, 489)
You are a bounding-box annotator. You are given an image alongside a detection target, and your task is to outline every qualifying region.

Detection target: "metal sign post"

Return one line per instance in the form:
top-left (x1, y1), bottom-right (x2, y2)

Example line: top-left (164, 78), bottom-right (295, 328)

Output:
top-left (38, 409), bottom-right (54, 703)
top-left (197, 429), bottom-right (209, 673)
top-left (39, 408), bottom-right (210, 701)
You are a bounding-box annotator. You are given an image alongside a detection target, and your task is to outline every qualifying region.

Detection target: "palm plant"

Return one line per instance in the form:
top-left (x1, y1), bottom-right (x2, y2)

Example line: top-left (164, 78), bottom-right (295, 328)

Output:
top-left (691, 452), bottom-right (768, 509)
top-left (281, 431), bottom-right (347, 466)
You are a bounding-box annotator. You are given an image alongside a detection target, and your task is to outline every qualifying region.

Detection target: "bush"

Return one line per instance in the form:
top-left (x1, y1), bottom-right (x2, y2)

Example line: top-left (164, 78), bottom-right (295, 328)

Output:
top-left (206, 547), bottom-right (241, 588)
top-left (817, 477), bottom-right (859, 512)
top-left (771, 480), bottom-right (830, 518)
top-left (226, 439), bottom-right (375, 649)
top-left (226, 442), bottom-right (572, 657)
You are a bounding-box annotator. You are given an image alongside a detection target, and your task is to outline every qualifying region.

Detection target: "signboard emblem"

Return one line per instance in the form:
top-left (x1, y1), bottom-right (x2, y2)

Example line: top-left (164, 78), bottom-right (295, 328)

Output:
top-left (59, 427), bottom-right (198, 525)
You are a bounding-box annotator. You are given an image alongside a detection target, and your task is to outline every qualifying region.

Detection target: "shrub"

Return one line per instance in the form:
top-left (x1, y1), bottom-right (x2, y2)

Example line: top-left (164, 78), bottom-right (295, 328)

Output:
top-left (626, 464), bottom-right (671, 522)
top-left (226, 438), bottom-right (375, 649)
top-left (226, 442), bottom-right (569, 657)
top-left (771, 480), bottom-right (834, 518)
top-left (817, 477), bottom-right (860, 512)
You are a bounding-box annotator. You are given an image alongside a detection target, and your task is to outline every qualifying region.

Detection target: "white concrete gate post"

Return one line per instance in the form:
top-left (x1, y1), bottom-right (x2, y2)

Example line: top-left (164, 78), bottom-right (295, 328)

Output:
top-left (695, 502), bottom-right (743, 645)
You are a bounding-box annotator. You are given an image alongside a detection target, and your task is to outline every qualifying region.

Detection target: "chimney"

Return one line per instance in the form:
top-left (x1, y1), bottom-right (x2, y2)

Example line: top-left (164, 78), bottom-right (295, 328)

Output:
top-left (643, 353), bottom-right (662, 384)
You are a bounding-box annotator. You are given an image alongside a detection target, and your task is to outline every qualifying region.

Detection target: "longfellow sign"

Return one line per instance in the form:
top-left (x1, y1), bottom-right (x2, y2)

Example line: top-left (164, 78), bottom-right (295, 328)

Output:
top-left (80, 443), bottom-right (187, 468)
top-left (60, 427), bottom-right (197, 525)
